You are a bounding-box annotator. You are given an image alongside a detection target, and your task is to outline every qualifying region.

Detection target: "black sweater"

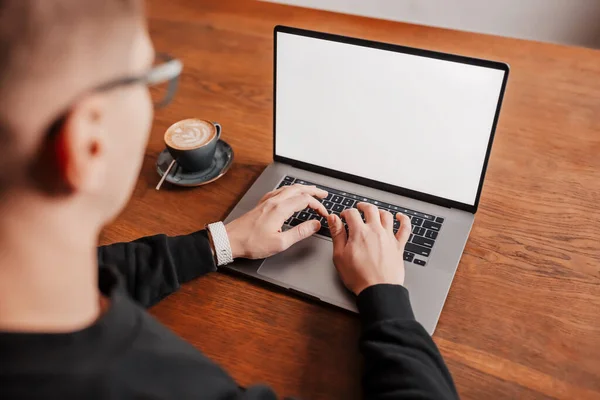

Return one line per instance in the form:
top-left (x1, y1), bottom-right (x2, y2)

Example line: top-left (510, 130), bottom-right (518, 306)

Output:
top-left (0, 231), bottom-right (458, 399)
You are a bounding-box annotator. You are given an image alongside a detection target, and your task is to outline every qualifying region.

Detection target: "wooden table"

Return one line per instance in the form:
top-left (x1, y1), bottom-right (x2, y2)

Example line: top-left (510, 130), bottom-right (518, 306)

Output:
top-left (100, 0), bottom-right (600, 398)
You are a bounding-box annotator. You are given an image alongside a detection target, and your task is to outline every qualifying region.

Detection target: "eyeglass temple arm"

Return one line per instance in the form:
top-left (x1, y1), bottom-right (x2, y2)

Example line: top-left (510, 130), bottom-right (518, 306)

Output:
top-left (95, 57), bottom-right (183, 92)
top-left (146, 58), bottom-right (183, 86)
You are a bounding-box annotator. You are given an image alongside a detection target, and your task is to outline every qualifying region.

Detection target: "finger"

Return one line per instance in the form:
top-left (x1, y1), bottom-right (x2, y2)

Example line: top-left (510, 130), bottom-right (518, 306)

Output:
top-left (280, 219), bottom-right (320, 250)
top-left (277, 184), bottom-right (328, 201)
top-left (379, 209), bottom-right (393, 231)
top-left (341, 208), bottom-right (363, 238)
top-left (301, 185), bottom-right (329, 199)
top-left (328, 214), bottom-right (347, 250)
top-left (259, 184), bottom-right (303, 204)
top-left (305, 195), bottom-right (329, 217)
top-left (357, 202), bottom-right (379, 225)
top-left (259, 187), bottom-right (283, 204)
top-left (395, 213), bottom-right (412, 245)
top-left (284, 194), bottom-right (329, 217)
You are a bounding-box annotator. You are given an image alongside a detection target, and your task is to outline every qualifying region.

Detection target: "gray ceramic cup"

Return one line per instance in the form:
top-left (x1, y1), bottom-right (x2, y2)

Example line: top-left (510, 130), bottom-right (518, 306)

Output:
top-left (164, 119), bottom-right (221, 172)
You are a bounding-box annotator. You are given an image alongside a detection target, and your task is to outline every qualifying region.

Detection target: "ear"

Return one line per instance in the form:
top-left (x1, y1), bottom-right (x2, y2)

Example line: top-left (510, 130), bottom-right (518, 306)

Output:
top-left (55, 95), bottom-right (108, 194)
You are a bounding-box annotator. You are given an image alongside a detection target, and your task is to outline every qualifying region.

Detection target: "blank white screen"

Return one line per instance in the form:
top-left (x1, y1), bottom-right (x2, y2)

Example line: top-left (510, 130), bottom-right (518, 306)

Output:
top-left (275, 32), bottom-right (506, 206)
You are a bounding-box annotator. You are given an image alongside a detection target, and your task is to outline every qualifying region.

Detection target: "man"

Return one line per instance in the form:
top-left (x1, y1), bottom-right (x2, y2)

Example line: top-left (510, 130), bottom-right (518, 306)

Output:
top-left (0, 1), bottom-right (458, 399)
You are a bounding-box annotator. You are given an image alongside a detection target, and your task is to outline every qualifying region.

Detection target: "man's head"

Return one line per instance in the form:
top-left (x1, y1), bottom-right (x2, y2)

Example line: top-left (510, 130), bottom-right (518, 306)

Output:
top-left (0, 0), bottom-right (153, 227)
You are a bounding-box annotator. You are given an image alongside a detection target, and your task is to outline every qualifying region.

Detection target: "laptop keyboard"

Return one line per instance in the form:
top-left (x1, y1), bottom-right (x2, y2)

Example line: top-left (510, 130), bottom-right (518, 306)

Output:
top-left (277, 176), bottom-right (445, 267)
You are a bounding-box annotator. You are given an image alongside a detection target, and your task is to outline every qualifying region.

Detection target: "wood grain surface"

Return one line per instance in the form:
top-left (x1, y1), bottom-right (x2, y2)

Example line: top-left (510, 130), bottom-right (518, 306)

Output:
top-left (99, 0), bottom-right (600, 398)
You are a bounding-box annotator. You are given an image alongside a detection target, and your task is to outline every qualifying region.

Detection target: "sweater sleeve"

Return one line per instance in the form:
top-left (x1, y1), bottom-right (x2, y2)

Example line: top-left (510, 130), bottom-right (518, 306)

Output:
top-left (356, 284), bottom-right (459, 399)
top-left (97, 231), bottom-right (217, 308)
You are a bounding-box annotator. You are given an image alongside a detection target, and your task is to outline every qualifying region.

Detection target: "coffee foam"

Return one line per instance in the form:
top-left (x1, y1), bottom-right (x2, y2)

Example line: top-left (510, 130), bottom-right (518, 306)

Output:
top-left (165, 119), bottom-right (215, 150)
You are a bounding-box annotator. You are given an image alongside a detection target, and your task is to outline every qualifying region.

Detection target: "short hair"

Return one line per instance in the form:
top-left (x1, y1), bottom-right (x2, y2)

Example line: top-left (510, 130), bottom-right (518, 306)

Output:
top-left (0, 0), bottom-right (143, 191)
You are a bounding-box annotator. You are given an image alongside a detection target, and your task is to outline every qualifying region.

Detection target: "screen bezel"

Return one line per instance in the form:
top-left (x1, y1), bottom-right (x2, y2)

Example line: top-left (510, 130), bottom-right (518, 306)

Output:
top-left (272, 25), bottom-right (509, 214)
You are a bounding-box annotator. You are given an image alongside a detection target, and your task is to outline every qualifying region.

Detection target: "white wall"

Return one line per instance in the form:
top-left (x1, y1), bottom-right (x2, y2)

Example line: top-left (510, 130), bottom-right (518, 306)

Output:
top-left (263, 0), bottom-right (600, 48)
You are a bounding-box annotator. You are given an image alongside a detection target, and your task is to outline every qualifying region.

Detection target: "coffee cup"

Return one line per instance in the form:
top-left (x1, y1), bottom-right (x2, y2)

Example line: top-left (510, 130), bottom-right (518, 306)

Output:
top-left (164, 119), bottom-right (221, 172)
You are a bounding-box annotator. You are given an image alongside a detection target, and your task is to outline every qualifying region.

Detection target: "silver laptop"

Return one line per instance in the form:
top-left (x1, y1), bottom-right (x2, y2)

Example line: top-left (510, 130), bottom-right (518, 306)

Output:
top-left (224, 26), bottom-right (509, 334)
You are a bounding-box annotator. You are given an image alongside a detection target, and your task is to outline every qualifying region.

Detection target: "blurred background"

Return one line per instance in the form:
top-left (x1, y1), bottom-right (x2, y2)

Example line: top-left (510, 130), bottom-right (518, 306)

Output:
top-left (263, 0), bottom-right (600, 49)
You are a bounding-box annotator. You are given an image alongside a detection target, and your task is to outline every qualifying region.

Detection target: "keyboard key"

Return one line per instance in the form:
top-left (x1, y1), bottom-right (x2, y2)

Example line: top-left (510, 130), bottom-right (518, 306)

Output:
top-left (412, 235), bottom-right (434, 248)
top-left (332, 204), bottom-right (345, 212)
top-left (405, 243), bottom-right (431, 257)
top-left (413, 226), bottom-right (426, 236)
top-left (403, 251), bottom-right (414, 262)
top-left (289, 218), bottom-right (303, 227)
top-left (413, 259), bottom-right (426, 266)
top-left (414, 212), bottom-right (433, 220)
top-left (284, 217), bottom-right (292, 225)
top-left (282, 176), bottom-right (437, 253)
top-left (298, 212), bottom-right (310, 221)
top-left (423, 220), bottom-right (442, 231)
top-left (425, 230), bottom-right (438, 240)
top-left (342, 198), bottom-right (355, 207)
top-left (378, 201), bottom-right (393, 209)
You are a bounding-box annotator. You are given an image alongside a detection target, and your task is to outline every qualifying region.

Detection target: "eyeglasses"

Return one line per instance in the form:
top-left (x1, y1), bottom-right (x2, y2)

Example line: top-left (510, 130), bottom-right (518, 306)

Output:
top-left (46, 53), bottom-right (183, 137)
top-left (95, 53), bottom-right (183, 108)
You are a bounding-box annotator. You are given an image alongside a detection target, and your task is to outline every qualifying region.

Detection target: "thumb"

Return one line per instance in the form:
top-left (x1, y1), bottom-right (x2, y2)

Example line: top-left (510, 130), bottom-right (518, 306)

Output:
top-left (328, 214), bottom-right (347, 250)
top-left (280, 219), bottom-right (320, 250)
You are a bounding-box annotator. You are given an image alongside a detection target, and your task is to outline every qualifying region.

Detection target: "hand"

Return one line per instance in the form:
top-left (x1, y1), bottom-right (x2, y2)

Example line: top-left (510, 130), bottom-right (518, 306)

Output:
top-left (225, 184), bottom-right (329, 259)
top-left (328, 202), bottom-right (412, 295)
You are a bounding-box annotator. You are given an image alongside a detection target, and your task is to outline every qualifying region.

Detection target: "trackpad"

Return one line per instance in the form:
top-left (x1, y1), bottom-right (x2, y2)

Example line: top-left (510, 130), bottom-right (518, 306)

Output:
top-left (257, 236), bottom-right (355, 310)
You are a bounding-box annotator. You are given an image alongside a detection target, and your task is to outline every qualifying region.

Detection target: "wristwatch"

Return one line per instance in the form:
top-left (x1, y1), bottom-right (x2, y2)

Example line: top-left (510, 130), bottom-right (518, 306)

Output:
top-left (206, 221), bottom-right (234, 267)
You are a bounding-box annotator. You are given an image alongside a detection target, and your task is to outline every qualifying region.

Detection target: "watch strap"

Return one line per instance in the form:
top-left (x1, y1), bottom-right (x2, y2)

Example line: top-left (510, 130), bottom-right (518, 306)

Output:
top-left (206, 222), bottom-right (234, 267)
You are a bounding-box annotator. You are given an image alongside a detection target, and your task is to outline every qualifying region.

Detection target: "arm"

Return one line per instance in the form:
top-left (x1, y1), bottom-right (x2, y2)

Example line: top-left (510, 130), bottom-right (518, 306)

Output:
top-left (357, 285), bottom-right (458, 399)
top-left (329, 204), bottom-right (458, 399)
top-left (97, 230), bottom-right (216, 307)
top-left (98, 183), bottom-right (330, 308)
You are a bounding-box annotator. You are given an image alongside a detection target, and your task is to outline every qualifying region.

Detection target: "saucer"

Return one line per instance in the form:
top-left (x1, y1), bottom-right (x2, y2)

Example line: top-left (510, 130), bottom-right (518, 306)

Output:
top-left (156, 140), bottom-right (234, 187)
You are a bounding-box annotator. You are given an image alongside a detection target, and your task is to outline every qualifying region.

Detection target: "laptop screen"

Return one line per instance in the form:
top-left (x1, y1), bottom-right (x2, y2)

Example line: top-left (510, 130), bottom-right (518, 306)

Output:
top-left (274, 28), bottom-right (508, 209)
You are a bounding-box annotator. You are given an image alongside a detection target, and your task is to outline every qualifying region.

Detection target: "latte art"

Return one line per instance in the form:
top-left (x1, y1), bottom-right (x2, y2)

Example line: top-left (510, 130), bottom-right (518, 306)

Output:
top-left (165, 119), bottom-right (216, 150)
